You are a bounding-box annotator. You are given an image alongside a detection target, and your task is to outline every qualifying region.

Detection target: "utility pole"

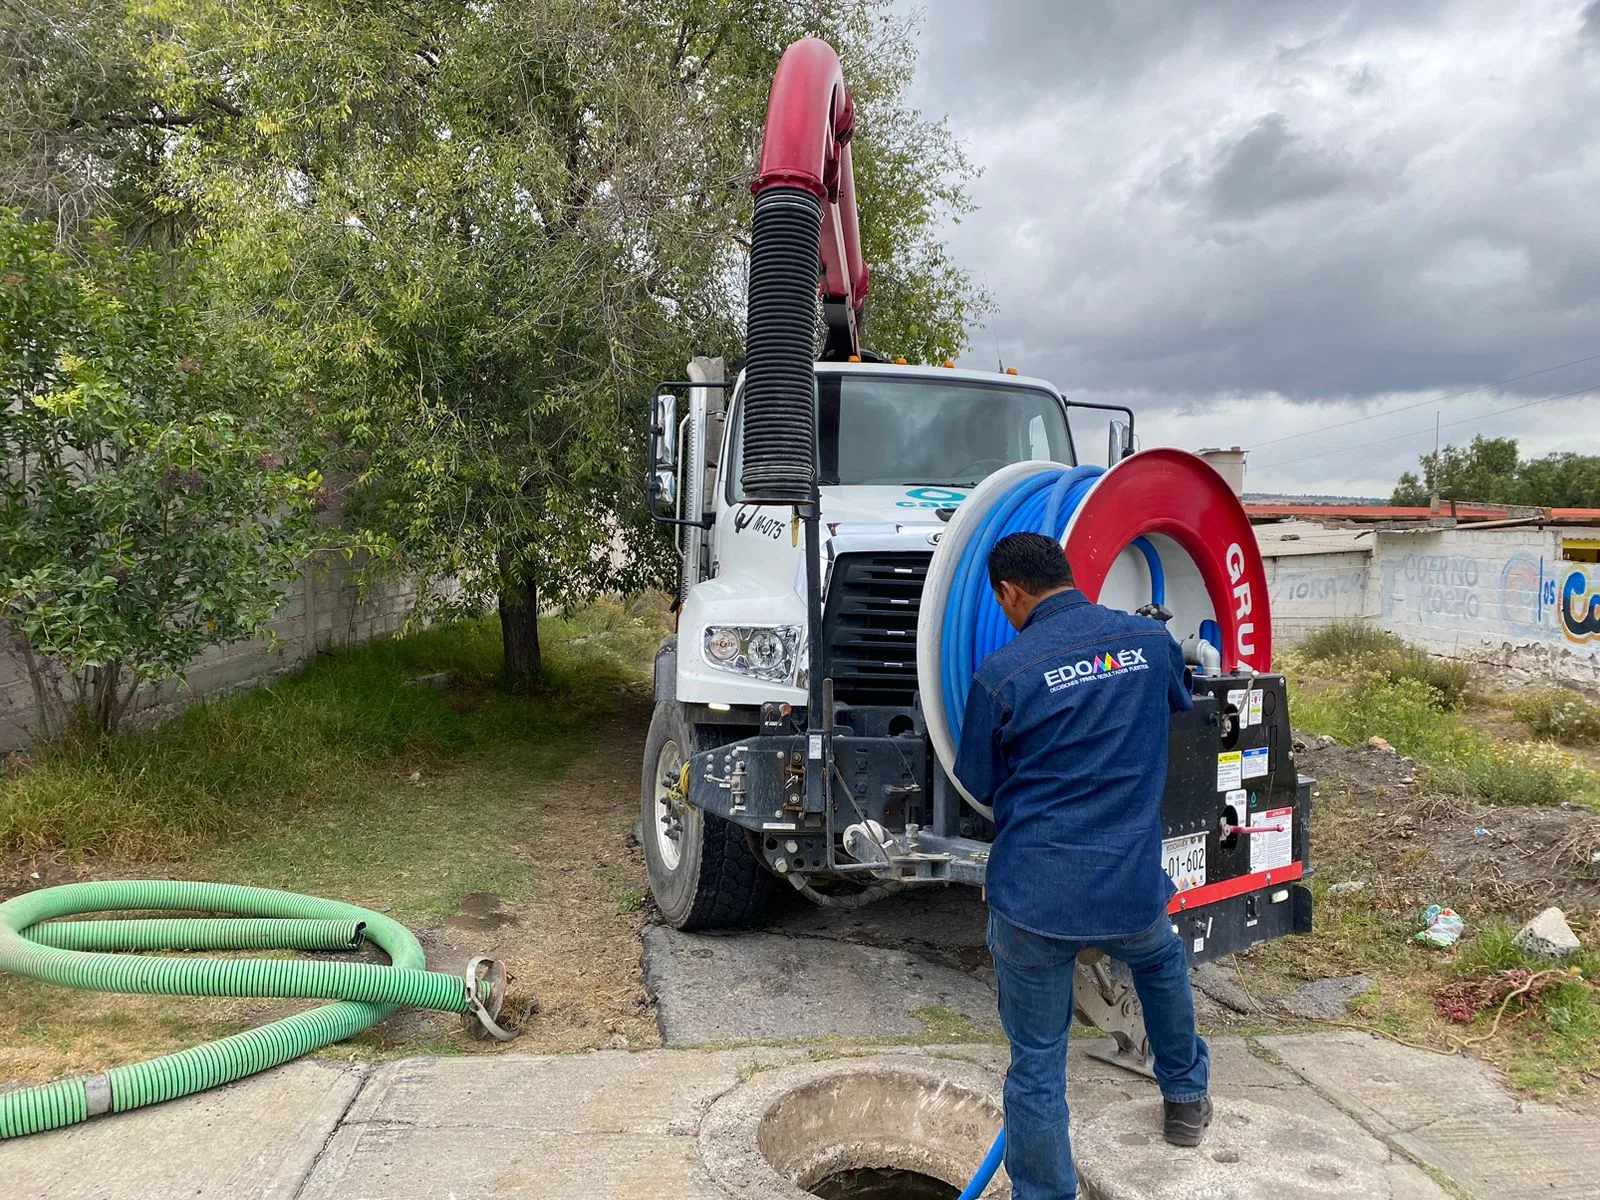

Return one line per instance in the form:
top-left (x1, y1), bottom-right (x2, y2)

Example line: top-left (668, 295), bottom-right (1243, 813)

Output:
top-left (1429, 410), bottom-right (1441, 515)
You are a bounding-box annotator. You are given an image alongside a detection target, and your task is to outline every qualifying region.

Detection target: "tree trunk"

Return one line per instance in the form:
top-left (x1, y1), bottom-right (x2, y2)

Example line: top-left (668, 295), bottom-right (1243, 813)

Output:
top-left (498, 573), bottom-right (542, 686)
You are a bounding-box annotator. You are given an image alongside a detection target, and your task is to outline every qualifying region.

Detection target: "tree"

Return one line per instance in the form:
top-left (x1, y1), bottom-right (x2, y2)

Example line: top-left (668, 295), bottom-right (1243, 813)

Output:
top-left (0, 0), bottom-right (238, 242)
top-left (1390, 435), bottom-right (1600, 508)
top-left (0, 210), bottom-right (322, 739)
top-left (141, 0), bottom-right (984, 683)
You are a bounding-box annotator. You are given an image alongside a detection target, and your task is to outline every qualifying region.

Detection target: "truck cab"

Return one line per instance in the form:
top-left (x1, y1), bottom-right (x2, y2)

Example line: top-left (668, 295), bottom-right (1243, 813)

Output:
top-left (679, 362), bottom-right (1079, 712)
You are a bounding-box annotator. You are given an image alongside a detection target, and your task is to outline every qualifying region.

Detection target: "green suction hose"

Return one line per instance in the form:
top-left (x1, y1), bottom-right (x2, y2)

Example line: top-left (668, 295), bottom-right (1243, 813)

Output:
top-left (0, 880), bottom-right (514, 1139)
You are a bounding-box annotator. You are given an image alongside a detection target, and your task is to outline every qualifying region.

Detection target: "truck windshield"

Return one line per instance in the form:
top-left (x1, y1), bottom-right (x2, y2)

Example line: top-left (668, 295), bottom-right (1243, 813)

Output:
top-left (817, 373), bottom-right (1073, 486)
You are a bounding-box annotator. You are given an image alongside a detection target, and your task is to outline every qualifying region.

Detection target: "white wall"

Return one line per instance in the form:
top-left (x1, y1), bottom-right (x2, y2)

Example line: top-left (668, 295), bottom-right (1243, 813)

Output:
top-left (1264, 550), bottom-right (1371, 645)
top-left (1255, 522), bottom-right (1600, 687)
top-left (1367, 526), bottom-right (1600, 685)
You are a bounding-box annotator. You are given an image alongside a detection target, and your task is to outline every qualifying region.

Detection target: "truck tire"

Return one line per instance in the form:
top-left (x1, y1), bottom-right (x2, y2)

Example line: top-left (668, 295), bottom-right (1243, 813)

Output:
top-left (641, 701), bottom-right (774, 930)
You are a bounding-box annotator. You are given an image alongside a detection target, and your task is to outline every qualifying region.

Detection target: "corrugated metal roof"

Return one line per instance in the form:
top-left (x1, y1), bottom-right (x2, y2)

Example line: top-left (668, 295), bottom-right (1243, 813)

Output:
top-left (1245, 503), bottom-right (1600, 526)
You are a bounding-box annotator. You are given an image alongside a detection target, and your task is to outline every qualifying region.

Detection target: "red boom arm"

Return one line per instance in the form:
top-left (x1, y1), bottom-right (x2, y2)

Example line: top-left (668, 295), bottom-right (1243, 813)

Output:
top-left (752, 38), bottom-right (868, 359)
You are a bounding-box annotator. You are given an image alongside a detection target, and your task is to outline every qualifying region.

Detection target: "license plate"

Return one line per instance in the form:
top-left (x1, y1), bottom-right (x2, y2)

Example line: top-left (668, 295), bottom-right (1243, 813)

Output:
top-left (1163, 833), bottom-right (1207, 893)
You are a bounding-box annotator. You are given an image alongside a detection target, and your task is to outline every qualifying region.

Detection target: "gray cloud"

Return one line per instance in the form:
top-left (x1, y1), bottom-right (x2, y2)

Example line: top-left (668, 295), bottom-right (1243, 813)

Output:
top-left (1203, 114), bottom-right (1364, 218)
top-left (899, 0), bottom-right (1600, 493)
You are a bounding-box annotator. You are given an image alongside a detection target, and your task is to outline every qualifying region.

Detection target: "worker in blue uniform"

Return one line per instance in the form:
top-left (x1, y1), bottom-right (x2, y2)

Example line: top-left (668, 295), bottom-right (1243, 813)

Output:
top-left (955, 532), bottom-right (1212, 1199)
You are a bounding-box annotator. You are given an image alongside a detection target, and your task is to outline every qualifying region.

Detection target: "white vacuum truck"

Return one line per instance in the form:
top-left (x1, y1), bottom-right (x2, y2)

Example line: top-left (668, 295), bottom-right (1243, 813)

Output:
top-left (639, 38), bottom-right (1310, 1062)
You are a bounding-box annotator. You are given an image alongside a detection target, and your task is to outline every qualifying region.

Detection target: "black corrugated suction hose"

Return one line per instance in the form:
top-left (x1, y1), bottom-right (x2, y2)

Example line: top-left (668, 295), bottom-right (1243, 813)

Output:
top-left (741, 187), bottom-right (824, 505)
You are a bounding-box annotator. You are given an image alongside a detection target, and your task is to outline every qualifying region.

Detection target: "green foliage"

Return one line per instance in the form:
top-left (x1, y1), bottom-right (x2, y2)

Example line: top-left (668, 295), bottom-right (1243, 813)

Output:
top-left (121, 0), bottom-right (984, 682)
top-left (0, 603), bottom-right (665, 858)
top-left (1451, 923), bottom-right (1600, 1093)
top-left (1291, 672), bottom-right (1593, 808)
top-left (0, 2), bottom-right (173, 237)
top-left (1512, 689), bottom-right (1600, 745)
top-left (0, 210), bottom-right (321, 738)
top-left (1295, 624), bottom-right (1473, 710)
top-left (1391, 434), bottom-right (1600, 508)
top-left (1298, 623), bottom-right (1405, 661)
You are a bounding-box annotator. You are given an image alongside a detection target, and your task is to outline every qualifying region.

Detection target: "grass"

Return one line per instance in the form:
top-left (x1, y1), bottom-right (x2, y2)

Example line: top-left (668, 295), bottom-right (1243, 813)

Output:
top-left (1285, 627), bottom-right (1596, 809)
top-left (0, 595), bottom-right (674, 1083)
top-left (1511, 688), bottom-right (1600, 746)
top-left (1237, 774), bottom-right (1600, 1097)
top-left (1297, 623), bottom-right (1474, 709)
top-left (1243, 883), bottom-right (1600, 1095)
top-left (0, 596), bottom-right (667, 859)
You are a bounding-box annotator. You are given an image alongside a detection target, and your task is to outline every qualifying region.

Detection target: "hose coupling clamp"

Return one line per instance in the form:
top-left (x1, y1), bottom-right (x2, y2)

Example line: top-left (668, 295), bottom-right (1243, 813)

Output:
top-left (462, 955), bottom-right (518, 1042)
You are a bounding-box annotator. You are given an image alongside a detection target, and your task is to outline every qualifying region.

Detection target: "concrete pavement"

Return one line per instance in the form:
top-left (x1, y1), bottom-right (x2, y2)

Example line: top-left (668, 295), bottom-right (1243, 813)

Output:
top-left (4, 1032), bottom-right (1593, 1198)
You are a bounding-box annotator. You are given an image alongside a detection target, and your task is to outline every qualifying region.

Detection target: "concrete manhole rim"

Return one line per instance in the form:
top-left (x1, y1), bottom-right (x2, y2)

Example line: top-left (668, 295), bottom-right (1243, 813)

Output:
top-left (697, 1054), bottom-right (1006, 1200)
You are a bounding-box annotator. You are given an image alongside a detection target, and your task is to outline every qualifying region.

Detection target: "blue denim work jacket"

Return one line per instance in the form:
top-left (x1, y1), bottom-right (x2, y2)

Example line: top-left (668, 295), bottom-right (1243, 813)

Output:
top-left (954, 589), bottom-right (1194, 940)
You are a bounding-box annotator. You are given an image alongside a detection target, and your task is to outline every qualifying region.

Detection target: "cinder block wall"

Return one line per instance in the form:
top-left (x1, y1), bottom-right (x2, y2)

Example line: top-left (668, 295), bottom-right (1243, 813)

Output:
top-left (1262, 522), bottom-right (1600, 688)
top-left (0, 553), bottom-right (417, 754)
top-left (1264, 550), bottom-right (1372, 645)
top-left (1365, 525), bottom-right (1600, 685)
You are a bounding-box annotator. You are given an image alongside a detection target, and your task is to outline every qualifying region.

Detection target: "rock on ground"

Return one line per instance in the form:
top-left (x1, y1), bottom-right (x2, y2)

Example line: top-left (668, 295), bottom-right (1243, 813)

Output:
top-left (1514, 907), bottom-right (1582, 961)
top-left (1279, 975), bottom-right (1375, 1021)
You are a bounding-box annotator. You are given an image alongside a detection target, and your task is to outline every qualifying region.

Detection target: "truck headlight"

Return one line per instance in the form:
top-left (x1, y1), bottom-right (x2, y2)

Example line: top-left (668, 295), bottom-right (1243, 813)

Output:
top-left (701, 625), bottom-right (801, 683)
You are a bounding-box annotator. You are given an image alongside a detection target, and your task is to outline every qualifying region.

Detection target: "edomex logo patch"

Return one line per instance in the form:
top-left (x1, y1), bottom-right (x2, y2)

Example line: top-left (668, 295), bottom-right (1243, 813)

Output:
top-left (1043, 647), bottom-right (1149, 692)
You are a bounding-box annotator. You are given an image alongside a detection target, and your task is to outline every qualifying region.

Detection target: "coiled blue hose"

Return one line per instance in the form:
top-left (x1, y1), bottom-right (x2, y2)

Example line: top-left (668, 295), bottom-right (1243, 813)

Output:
top-left (940, 465), bottom-right (1165, 744)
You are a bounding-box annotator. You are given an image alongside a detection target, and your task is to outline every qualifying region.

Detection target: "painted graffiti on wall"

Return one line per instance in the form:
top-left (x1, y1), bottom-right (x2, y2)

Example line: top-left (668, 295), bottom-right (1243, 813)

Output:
top-left (1560, 566), bottom-right (1600, 643)
top-left (1271, 567), bottom-right (1369, 605)
top-left (1382, 553), bottom-right (1483, 622)
top-left (1498, 553), bottom-right (1599, 645)
top-left (1498, 553), bottom-right (1555, 636)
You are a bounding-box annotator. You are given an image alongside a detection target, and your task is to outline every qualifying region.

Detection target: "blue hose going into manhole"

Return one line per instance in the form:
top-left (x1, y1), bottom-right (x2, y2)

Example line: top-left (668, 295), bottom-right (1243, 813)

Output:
top-left (958, 1127), bottom-right (1007, 1198)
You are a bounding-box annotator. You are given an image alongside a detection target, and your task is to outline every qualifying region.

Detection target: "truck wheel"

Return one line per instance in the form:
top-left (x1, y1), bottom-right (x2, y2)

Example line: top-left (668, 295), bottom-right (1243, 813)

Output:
top-left (641, 701), bottom-right (774, 930)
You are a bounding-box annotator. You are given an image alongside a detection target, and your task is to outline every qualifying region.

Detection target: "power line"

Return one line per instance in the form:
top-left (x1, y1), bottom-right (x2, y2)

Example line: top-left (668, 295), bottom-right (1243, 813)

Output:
top-left (1249, 351), bottom-right (1600, 449)
top-left (1254, 382), bottom-right (1600, 471)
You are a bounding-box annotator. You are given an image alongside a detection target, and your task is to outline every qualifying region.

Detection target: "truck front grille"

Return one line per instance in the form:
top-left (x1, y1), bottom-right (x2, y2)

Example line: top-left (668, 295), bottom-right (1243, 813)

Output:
top-left (820, 551), bottom-right (931, 707)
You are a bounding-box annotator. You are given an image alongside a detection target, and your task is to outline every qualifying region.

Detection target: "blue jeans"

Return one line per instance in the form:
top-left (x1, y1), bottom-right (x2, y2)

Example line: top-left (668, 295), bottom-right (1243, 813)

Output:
top-left (987, 910), bottom-right (1210, 1199)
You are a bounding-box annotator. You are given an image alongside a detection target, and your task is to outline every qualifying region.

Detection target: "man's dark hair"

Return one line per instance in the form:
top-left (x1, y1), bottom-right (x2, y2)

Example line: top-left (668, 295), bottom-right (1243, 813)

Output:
top-left (988, 532), bottom-right (1074, 595)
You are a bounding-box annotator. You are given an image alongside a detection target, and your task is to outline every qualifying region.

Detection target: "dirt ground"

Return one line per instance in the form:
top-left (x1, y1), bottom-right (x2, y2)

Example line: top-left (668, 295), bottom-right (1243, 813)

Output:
top-left (382, 690), bottom-right (660, 1054)
top-left (6, 666), bottom-right (1598, 1094)
top-left (1292, 734), bottom-right (1600, 919)
top-left (0, 690), bottom-right (663, 1083)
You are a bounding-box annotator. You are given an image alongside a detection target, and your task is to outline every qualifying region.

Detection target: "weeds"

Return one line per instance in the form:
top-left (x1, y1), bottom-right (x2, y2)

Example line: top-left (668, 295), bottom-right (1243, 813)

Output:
top-left (1511, 689), bottom-right (1600, 745)
top-left (1296, 623), bottom-right (1472, 709)
top-left (1437, 923), bottom-right (1600, 1085)
top-left (1289, 633), bottom-right (1594, 808)
top-left (1298, 623), bottom-right (1402, 661)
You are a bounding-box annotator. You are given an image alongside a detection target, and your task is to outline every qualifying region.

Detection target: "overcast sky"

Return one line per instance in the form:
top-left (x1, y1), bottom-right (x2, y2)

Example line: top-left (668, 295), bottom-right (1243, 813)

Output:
top-left (901, 0), bottom-right (1600, 497)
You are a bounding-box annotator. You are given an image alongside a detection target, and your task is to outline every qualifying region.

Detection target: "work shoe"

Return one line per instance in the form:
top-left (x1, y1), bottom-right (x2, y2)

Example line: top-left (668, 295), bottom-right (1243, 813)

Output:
top-left (1163, 1097), bottom-right (1213, 1147)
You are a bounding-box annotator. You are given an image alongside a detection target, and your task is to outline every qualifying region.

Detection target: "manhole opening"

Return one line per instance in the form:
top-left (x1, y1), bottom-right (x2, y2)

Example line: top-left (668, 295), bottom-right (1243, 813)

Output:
top-left (809, 1165), bottom-right (960, 1200)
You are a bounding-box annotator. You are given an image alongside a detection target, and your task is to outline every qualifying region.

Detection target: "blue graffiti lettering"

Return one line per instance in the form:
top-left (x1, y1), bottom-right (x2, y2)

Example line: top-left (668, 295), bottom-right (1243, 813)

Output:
top-left (1560, 568), bottom-right (1600, 643)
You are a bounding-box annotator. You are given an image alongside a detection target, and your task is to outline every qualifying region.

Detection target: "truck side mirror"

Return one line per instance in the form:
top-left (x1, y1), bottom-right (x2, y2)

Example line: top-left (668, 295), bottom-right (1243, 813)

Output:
top-left (651, 393), bottom-right (679, 471)
top-left (651, 467), bottom-right (678, 512)
top-left (1108, 419), bottom-right (1135, 464)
